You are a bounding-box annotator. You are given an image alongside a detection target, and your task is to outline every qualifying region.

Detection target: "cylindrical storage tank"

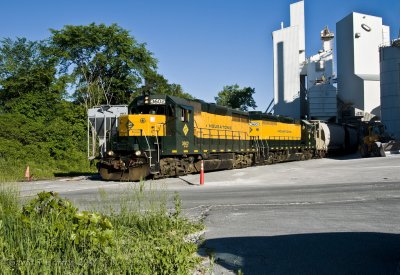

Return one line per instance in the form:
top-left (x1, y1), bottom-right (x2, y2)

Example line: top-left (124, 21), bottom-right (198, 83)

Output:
top-left (320, 122), bottom-right (345, 152)
top-left (344, 126), bottom-right (359, 153)
top-left (380, 44), bottom-right (400, 140)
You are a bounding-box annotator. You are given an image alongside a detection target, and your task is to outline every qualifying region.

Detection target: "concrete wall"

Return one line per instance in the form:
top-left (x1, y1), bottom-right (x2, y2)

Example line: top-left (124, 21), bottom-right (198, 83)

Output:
top-left (272, 0), bottom-right (305, 119)
top-left (290, 0), bottom-right (305, 63)
top-left (353, 13), bottom-right (383, 76)
top-left (337, 12), bottom-right (390, 115)
top-left (272, 26), bottom-right (301, 118)
top-left (337, 14), bottom-right (359, 106)
top-left (380, 46), bottom-right (400, 139)
top-left (363, 80), bottom-right (381, 116)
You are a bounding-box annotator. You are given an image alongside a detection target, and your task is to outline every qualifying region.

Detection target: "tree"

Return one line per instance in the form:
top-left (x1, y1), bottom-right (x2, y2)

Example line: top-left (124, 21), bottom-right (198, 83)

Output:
top-left (136, 71), bottom-right (194, 100)
top-left (48, 23), bottom-right (157, 108)
top-left (215, 84), bottom-right (257, 111)
top-left (0, 37), bottom-right (90, 179)
top-left (0, 37), bottom-right (65, 117)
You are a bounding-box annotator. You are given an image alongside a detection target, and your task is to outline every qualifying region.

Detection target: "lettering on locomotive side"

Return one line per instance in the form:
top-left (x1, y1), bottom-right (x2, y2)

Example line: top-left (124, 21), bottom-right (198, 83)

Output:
top-left (208, 124), bottom-right (232, 130)
top-left (278, 130), bottom-right (292, 134)
top-left (249, 122), bottom-right (260, 126)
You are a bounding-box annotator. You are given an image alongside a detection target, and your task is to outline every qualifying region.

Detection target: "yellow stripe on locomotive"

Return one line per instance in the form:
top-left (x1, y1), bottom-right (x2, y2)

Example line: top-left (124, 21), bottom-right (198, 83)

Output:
top-left (249, 119), bottom-right (301, 140)
top-left (119, 114), bottom-right (166, 137)
top-left (194, 111), bottom-right (250, 141)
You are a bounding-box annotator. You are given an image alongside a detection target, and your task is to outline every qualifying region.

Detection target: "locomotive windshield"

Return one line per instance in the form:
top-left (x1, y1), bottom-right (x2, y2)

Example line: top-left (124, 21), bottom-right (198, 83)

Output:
top-left (131, 105), bottom-right (165, 115)
top-left (131, 104), bottom-right (175, 117)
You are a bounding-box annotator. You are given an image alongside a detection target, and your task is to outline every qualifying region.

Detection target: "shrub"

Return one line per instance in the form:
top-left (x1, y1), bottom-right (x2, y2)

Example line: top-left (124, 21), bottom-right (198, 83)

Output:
top-left (0, 188), bottom-right (204, 274)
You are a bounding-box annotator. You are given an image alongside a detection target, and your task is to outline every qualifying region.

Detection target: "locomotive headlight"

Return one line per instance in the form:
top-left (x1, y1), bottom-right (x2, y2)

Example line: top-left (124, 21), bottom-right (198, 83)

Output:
top-left (127, 121), bottom-right (134, 130)
top-left (107, 150), bottom-right (115, 157)
top-left (144, 96), bottom-right (149, 104)
top-left (135, 150), bottom-right (142, 156)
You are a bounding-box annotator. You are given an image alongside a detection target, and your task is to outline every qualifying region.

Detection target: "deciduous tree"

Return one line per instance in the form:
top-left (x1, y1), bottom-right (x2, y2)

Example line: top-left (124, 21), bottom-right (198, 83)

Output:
top-left (48, 23), bottom-right (157, 108)
top-left (0, 37), bottom-right (65, 117)
top-left (136, 71), bottom-right (194, 99)
top-left (215, 84), bottom-right (257, 111)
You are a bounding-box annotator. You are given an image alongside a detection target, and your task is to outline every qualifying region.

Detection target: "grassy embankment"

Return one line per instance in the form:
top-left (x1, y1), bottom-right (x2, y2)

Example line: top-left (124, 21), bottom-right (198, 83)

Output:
top-left (0, 183), bottom-right (204, 274)
top-left (0, 157), bottom-right (95, 183)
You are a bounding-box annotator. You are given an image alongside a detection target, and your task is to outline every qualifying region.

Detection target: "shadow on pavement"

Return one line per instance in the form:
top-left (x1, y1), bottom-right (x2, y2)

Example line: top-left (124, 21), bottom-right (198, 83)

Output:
top-left (199, 232), bottom-right (400, 274)
top-left (326, 153), bottom-right (361, 161)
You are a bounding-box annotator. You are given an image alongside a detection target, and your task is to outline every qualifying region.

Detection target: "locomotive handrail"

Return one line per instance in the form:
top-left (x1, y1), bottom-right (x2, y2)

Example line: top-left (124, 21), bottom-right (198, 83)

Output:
top-left (154, 128), bottom-right (160, 165)
top-left (194, 127), bottom-right (251, 153)
top-left (267, 136), bottom-right (301, 140)
top-left (142, 130), bottom-right (152, 168)
top-left (195, 127), bottom-right (249, 140)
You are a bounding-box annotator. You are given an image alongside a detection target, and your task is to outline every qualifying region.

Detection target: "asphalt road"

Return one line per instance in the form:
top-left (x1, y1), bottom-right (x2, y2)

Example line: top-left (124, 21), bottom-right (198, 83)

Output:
top-left (15, 154), bottom-right (400, 274)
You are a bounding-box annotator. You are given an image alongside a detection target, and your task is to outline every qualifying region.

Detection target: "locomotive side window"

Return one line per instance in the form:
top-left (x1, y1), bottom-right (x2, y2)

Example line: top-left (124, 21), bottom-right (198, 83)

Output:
top-left (180, 109), bottom-right (190, 122)
top-left (186, 110), bottom-right (191, 122)
top-left (167, 105), bottom-right (175, 117)
top-left (181, 109), bottom-right (185, 121)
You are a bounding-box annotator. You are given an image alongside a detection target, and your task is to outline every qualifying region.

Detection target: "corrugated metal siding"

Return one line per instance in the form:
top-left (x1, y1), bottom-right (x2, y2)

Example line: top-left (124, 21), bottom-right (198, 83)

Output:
top-left (380, 46), bottom-right (400, 139)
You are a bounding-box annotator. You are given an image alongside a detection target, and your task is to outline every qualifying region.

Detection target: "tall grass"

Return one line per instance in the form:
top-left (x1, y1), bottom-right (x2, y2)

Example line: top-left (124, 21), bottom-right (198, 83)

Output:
top-left (0, 158), bottom-right (95, 183)
top-left (0, 183), bottom-right (204, 274)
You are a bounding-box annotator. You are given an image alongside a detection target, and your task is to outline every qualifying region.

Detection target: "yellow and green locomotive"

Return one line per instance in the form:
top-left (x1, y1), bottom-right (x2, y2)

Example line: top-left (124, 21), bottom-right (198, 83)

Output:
top-left (98, 94), bottom-right (324, 181)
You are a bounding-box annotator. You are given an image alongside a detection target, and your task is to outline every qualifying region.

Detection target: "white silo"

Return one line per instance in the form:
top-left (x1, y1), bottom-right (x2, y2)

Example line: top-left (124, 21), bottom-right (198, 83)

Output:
top-left (380, 39), bottom-right (400, 139)
top-left (272, 0), bottom-right (306, 119)
top-left (336, 12), bottom-right (390, 118)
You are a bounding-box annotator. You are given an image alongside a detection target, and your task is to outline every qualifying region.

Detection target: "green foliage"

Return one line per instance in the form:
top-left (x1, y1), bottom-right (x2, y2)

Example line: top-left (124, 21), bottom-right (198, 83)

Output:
top-left (0, 37), bottom-right (93, 182)
top-left (71, 211), bottom-right (114, 254)
top-left (0, 188), bottom-right (203, 274)
top-left (22, 191), bottom-right (77, 218)
top-left (0, 37), bottom-right (64, 115)
top-left (173, 191), bottom-right (182, 219)
top-left (136, 71), bottom-right (194, 100)
top-left (215, 84), bottom-right (257, 111)
top-left (0, 184), bottom-right (19, 216)
top-left (0, 106), bottom-right (92, 182)
top-left (0, 24), bottom-right (189, 182)
top-left (49, 23), bottom-right (158, 107)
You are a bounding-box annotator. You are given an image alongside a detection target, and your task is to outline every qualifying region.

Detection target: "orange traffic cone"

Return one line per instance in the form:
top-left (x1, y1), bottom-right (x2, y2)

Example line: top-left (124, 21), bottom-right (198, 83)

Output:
top-left (25, 166), bottom-right (31, 181)
top-left (200, 160), bottom-right (204, 185)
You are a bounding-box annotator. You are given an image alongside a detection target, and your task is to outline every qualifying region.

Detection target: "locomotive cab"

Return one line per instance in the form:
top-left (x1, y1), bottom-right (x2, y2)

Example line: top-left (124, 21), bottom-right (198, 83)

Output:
top-left (100, 94), bottom-right (196, 181)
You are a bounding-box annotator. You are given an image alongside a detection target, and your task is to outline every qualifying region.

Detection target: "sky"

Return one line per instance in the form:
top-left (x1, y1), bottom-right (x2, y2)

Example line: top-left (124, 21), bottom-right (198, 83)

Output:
top-left (0, 0), bottom-right (399, 110)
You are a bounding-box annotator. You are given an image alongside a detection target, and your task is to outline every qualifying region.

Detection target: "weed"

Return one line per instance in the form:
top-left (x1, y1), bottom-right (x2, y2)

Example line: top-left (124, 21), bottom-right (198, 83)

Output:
top-left (0, 184), bottom-right (204, 274)
top-left (173, 191), bottom-right (182, 219)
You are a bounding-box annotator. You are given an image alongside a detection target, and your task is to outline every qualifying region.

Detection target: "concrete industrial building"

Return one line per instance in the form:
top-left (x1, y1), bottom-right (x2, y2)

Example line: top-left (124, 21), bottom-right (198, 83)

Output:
top-left (272, 0), bottom-right (306, 119)
top-left (272, 2), bottom-right (396, 124)
top-left (380, 39), bottom-right (400, 139)
top-left (336, 12), bottom-right (390, 119)
top-left (307, 27), bottom-right (337, 121)
top-left (272, 0), bottom-right (337, 121)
